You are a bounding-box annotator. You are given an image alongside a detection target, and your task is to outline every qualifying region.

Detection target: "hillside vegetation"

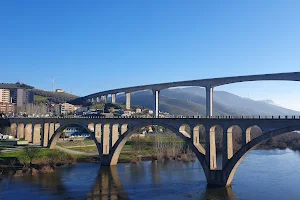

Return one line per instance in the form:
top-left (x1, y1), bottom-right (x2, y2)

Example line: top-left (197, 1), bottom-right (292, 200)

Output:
top-left (32, 89), bottom-right (78, 104)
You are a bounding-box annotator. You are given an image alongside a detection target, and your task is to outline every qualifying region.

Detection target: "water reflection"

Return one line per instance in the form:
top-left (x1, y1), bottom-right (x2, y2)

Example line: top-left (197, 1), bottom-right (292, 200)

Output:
top-left (3, 149), bottom-right (300, 199)
top-left (87, 166), bottom-right (129, 200)
top-left (1, 161), bottom-right (237, 200)
top-left (13, 166), bottom-right (75, 199)
top-left (200, 187), bottom-right (235, 200)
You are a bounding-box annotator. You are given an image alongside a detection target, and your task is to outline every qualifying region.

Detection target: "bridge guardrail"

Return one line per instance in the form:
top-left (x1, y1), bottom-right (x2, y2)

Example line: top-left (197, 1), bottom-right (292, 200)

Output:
top-left (5, 115), bottom-right (300, 120)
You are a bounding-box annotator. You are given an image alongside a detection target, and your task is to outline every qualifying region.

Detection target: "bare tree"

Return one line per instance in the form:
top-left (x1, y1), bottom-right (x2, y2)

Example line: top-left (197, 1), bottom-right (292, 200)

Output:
top-left (17, 103), bottom-right (48, 116)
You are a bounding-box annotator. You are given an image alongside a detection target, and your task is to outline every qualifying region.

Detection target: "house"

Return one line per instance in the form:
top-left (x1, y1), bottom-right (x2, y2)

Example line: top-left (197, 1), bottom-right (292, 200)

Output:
top-left (123, 110), bottom-right (132, 116)
top-left (136, 108), bottom-right (142, 113)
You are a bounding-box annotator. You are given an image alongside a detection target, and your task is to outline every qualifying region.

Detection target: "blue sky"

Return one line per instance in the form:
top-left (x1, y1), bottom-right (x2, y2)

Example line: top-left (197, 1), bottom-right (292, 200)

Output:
top-left (1, 1), bottom-right (300, 110)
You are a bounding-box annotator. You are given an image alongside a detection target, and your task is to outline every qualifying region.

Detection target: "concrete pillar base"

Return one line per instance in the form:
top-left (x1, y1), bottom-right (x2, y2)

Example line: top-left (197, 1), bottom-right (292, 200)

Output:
top-left (206, 170), bottom-right (230, 188)
top-left (101, 155), bottom-right (114, 166)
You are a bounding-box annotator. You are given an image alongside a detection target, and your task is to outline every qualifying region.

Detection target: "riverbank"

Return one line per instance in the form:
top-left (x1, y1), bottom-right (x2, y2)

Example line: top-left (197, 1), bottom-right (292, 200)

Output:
top-left (0, 148), bottom-right (77, 177)
top-left (0, 146), bottom-right (197, 179)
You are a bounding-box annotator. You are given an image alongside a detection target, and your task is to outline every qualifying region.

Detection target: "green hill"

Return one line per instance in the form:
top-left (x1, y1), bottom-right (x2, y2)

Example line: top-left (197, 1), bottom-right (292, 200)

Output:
top-left (32, 89), bottom-right (78, 104)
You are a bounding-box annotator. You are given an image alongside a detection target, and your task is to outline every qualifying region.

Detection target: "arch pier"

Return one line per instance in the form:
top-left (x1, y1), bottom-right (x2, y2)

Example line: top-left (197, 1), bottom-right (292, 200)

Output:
top-left (5, 117), bottom-right (300, 187)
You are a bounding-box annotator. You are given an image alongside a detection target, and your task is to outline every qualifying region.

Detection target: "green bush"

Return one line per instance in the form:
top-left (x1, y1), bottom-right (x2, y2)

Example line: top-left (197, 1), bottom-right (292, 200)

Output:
top-left (46, 150), bottom-right (75, 166)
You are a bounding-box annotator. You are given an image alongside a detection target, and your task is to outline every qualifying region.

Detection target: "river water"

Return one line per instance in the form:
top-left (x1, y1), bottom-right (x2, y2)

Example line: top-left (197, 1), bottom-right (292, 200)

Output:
top-left (1, 149), bottom-right (300, 200)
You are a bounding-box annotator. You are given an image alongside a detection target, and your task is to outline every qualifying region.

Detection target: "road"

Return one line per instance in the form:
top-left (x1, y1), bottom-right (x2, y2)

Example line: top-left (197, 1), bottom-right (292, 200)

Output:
top-left (55, 145), bottom-right (98, 156)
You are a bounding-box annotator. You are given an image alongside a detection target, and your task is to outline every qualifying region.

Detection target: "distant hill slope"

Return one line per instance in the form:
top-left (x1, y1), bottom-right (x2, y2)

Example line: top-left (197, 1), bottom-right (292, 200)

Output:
top-left (114, 87), bottom-right (300, 116)
top-left (32, 89), bottom-right (78, 104)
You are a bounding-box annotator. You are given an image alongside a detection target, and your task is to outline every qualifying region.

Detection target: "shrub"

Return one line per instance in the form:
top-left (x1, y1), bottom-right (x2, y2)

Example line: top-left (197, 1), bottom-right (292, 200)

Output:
top-left (46, 150), bottom-right (75, 167)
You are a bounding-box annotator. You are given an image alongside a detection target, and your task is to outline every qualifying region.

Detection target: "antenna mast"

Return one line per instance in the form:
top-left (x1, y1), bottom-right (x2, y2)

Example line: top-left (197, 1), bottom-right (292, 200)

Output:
top-left (52, 76), bottom-right (55, 92)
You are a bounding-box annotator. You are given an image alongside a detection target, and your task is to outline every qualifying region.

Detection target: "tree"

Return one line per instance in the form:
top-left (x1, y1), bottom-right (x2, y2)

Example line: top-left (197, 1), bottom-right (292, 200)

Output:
top-left (23, 147), bottom-right (40, 167)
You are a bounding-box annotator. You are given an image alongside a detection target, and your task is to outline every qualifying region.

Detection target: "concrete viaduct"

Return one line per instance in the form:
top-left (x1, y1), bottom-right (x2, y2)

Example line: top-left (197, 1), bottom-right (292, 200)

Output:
top-left (70, 72), bottom-right (300, 117)
top-left (2, 72), bottom-right (300, 187)
top-left (3, 116), bottom-right (300, 187)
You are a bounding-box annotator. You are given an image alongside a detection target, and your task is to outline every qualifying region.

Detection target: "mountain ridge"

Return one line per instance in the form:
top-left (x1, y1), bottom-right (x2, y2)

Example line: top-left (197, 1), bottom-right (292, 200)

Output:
top-left (115, 87), bottom-right (300, 116)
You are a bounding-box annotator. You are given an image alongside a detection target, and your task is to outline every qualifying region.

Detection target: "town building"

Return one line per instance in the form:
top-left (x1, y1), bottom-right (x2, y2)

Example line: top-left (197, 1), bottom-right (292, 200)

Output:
top-left (0, 89), bottom-right (10, 103)
top-left (11, 89), bottom-right (34, 106)
top-left (0, 102), bottom-right (15, 114)
top-left (64, 127), bottom-right (84, 136)
top-left (60, 103), bottom-right (75, 115)
top-left (136, 108), bottom-right (142, 113)
top-left (123, 110), bottom-right (132, 116)
top-left (75, 106), bottom-right (88, 115)
top-left (55, 89), bottom-right (64, 93)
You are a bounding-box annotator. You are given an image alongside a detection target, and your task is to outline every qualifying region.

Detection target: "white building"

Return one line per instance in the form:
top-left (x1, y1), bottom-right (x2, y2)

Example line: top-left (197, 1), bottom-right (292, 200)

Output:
top-left (136, 108), bottom-right (142, 113)
top-left (60, 103), bottom-right (75, 115)
top-left (0, 89), bottom-right (10, 103)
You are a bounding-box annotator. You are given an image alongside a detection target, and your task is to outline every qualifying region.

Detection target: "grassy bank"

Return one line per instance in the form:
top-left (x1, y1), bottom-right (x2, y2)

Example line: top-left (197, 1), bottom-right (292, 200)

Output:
top-left (0, 148), bottom-right (76, 167)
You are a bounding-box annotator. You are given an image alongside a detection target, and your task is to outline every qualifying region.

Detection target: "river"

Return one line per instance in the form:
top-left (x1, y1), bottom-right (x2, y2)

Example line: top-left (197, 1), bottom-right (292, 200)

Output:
top-left (1, 149), bottom-right (300, 200)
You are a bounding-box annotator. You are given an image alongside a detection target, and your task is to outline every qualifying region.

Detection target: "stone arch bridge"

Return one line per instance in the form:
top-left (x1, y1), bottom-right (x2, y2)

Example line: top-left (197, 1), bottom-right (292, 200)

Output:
top-left (3, 116), bottom-right (300, 187)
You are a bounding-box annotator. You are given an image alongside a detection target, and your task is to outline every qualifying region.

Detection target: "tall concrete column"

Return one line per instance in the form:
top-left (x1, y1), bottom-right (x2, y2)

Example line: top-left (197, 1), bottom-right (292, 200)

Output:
top-left (49, 123), bottom-right (55, 140)
top-left (10, 123), bottom-right (17, 138)
top-left (96, 97), bottom-right (100, 103)
top-left (125, 93), bottom-right (131, 110)
top-left (33, 124), bottom-right (41, 145)
top-left (192, 126), bottom-right (206, 155)
top-left (43, 123), bottom-right (49, 147)
top-left (25, 124), bottom-right (33, 142)
top-left (102, 95), bottom-right (107, 103)
top-left (102, 124), bottom-right (110, 155)
top-left (205, 127), bottom-right (217, 170)
top-left (112, 124), bottom-right (119, 146)
top-left (17, 123), bottom-right (25, 139)
top-left (111, 94), bottom-right (116, 104)
top-left (153, 90), bottom-right (160, 118)
top-left (245, 128), bottom-right (251, 144)
top-left (222, 126), bottom-right (232, 168)
top-left (95, 124), bottom-right (102, 143)
top-left (206, 86), bottom-right (214, 117)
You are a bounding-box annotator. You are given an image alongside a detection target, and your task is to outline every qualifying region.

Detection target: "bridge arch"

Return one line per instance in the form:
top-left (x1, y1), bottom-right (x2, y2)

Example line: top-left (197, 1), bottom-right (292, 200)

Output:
top-left (224, 125), bottom-right (300, 186)
top-left (106, 122), bottom-right (208, 172)
top-left (48, 121), bottom-right (101, 155)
